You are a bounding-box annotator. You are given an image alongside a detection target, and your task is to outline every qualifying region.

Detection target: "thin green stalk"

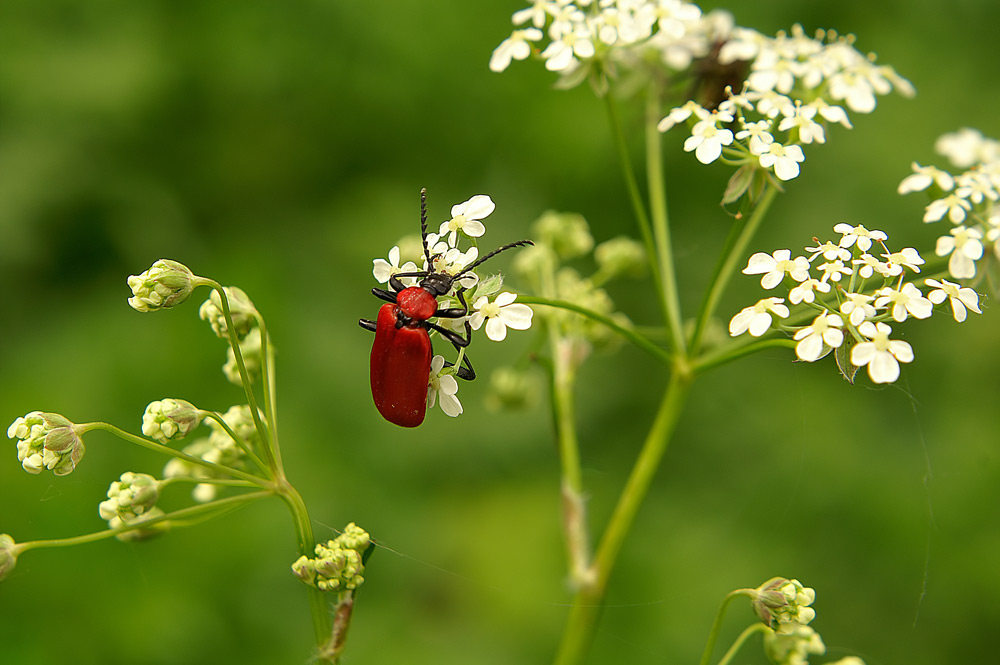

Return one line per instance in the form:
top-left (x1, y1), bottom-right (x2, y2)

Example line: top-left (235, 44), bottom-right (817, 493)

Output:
top-left (645, 91), bottom-right (685, 354)
top-left (690, 184), bottom-right (779, 355)
top-left (205, 281), bottom-right (277, 472)
top-left (698, 589), bottom-right (752, 665)
top-left (554, 370), bottom-right (693, 665)
top-left (692, 337), bottom-right (798, 374)
top-left (257, 315), bottom-right (285, 471)
top-left (201, 410), bottom-right (270, 476)
top-left (603, 93), bottom-right (669, 327)
top-left (19, 490), bottom-right (271, 552)
top-left (83, 422), bottom-right (268, 486)
top-left (275, 479), bottom-right (332, 654)
top-left (517, 296), bottom-right (671, 365)
top-left (715, 623), bottom-right (769, 665)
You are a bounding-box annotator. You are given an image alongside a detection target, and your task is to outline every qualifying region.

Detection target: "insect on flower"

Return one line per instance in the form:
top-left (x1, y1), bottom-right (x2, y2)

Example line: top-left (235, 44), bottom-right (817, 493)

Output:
top-left (358, 189), bottom-right (532, 427)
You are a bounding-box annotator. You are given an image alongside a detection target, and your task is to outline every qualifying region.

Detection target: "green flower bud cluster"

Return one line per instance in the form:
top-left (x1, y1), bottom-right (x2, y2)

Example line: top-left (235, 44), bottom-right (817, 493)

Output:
top-left (98, 472), bottom-right (167, 541)
top-left (127, 259), bottom-right (196, 313)
top-left (763, 624), bottom-right (825, 665)
top-left (752, 577), bottom-right (817, 631)
top-left (199, 286), bottom-right (258, 341)
top-left (163, 405), bottom-right (260, 502)
top-left (142, 399), bottom-right (202, 444)
top-left (292, 523), bottom-right (371, 593)
top-left (223, 328), bottom-right (263, 385)
top-left (0, 534), bottom-right (18, 582)
top-left (7, 412), bottom-right (86, 476)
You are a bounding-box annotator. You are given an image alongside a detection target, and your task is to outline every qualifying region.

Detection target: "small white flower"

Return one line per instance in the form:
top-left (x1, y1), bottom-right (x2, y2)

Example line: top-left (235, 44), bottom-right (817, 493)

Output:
top-left (874, 283), bottom-right (933, 322)
top-left (935, 225), bottom-right (984, 279)
top-left (923, 194), bottom-right (972, 224)
top-left (440, 195), bottom-right (494, 247)
top-left (833, 223), bottom-right (888, 252)
top-left (806, 240), bottom-right (851, 263)
top-left (470, 292), bottom-right (533, 341)
top-left (777, 103), bottom-right (825, 144)
top-left (729, 297), bottom-right (789, 337)
top-left (490, 28), bottom-right (544, 72)
top-left (881, 247), bottom-right (924, 275)
top-left (788, 278), bottom-right (831, 304)
top-left (742, 249), bottom-right (810, 289)
top-left (807, 98), bottom-right (852, 129)
top-left (897, 162), bottom-right (955, 195)
top-left (851, 321), bottom-right (913, 384)
top-left (427, 356), bottom-right (462, 418)
top-left (657, 100), bottom-right (710, 132)
top-left (373, 246), bottom-right (419, 284)
top-left (816, 259), bottom-right (852, 283)
top-left (925, 278), bottom-right (982, 323)
top-left (852, 253), bottom-right (892, 279)
top-left (735, 119), bottom-right (775, 155)
top-left (935, 127), bottom-right (994, 169)
top-left (839, 292), bottom-right (876, 326)
top-left (540, 24), bottom-right (595, 72)
top-left (794, 313), bottom-right (844, 361)
top-left (757, 141), bottom-right (805, 181)
top-left (684, 118), bottom-right (734, 164)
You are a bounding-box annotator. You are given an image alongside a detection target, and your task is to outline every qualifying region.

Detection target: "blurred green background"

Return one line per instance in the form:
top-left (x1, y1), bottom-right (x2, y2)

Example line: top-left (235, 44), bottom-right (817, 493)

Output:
top-left (2, 1), bottom-right (999, 663)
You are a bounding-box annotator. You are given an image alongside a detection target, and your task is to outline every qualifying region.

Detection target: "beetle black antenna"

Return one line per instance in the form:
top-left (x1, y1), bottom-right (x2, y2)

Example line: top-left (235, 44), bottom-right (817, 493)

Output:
top-left (453, 239), bottom-right (534, 280)
top-left (419, 188), bottom-right (432, 269)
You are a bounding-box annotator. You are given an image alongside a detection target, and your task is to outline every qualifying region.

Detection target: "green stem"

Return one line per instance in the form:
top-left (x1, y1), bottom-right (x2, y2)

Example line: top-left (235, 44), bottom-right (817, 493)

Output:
top-left (692, 337), bottom-right (798, 374)
top-left (698, 589), bottom-right (753, 665)
top-left (19, 490), bottom-right (271, 552)
top-left (201, 410), bottom-right (270, 476)
top-left (716, 623), bottom-right (770, 665)
top-left (603, 93), bottom-right (669, 327)
top-left (517, 296), bottom-right (671, 365)
top-left (82, 422), bottom-right (268, 486)
top-left (645, 91), bottom-right (685, 354)
top-left (554, 370), bottom-right (693, 665)
top-left (258, 316), bottom-right (285, 471)
top-left (275, 479), bottom-right (332, 655)
top-left (690, 184), bottom-right (779, 355)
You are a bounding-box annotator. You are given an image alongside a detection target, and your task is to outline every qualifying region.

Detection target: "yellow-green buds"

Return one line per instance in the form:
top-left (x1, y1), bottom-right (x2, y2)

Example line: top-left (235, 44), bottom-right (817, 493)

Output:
top-left (763, 624), bottom-right (825, 665)
top-left (223, 328), bottom-right (263, 385)
top-left (199, 286), bottom-right (257, 340)
top-left (532, 210), bottom-right (594, 259)
top-left (142, 399), bottom-right (202, 443)
top-left (486, 367), bottom-right (540, 411)
top-left (127, 259), bottom-right (197, 312)
top-left (99, 472), bottom-right (167, 542)
top-left (594, 235), bottom-right (647, 280)
top-left (752, 577), bottom-right (817, 631)
top-left (292, 523), bottom-right (372, 593)
top-left (0, 534), bottom-right (18, 582)
top-left (7, 412), bottom-right (86, 476)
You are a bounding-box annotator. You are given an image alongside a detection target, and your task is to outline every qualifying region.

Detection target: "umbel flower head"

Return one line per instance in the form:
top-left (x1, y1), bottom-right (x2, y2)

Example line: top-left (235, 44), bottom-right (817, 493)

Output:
top-left (751, 577), bottom-right (817, 630)
top-left (127, 259), bottom-right (197, 312)
top-left (99, 472), bottom-right (167, 541)
top-left (292, 523), bottom-right (372, 593)
top-left (199, 286), bottom-right (258, 340)
top-left (7, 411), bottom-right (86, 476)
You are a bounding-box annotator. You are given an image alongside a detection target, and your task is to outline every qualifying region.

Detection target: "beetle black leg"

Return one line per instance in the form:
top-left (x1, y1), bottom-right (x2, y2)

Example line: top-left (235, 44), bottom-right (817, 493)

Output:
top-left (359, 318), bottom-right (377, 332)
top-left (372, 287), bottom-right (398, 304)
top-left (426, 319), bottom-right (472, 348)
top-left (434, 287), bottom-right (470, 319)
top-left (443, 353), bottom-right (476, 381)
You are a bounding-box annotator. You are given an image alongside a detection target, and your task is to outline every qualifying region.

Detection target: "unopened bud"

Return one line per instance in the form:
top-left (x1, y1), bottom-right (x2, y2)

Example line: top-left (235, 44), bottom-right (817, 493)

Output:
top-left (0, 534), bottom-right (18, 582)
top-left (199, 287), bottom-right (257, 340)
top-left (7, 412), bottom-right (86, 476)
top-left (752, 577), bottom-right (817, 630)
top-left (532, 211), bottom-right (593, 259)
top-left (142, 399), bottom-right (202, 443)
top-left (594, 236), bottom-right (647, 279)
top-left (127, 259), bottom-right (196, 312)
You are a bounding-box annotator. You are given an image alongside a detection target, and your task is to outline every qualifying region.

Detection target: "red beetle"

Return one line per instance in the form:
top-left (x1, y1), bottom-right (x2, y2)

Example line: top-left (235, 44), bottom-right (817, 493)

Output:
top-left (359, 189), bottom-right (531, 427)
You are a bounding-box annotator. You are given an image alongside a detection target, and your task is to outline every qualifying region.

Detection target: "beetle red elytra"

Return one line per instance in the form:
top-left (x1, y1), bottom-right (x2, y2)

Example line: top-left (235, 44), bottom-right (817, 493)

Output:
top-left (359, 188), bottom-right (532, 427)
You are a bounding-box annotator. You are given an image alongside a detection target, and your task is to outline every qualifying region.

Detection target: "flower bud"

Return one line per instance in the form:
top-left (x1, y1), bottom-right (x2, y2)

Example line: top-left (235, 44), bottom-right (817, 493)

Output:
top-left (7, 412), bottom-right (86, 476)
top-left (199, 287), bottom-right (257, 340)
top-left (762, 623), bottom-right (825, 665)
top-left (292, 523), bottom-right (371, 593)
top-left (223, 328), bottom-right (263, 385)
top-left (99, 472), bottom-right (161, 523)
top-left (752, 577), bottom-right (817, 630)
top-left (109, 507), bottom-right (170, 542)
top-left (594, 236), bottom-right (647, 280)
top-left (142, 399), bottom-right (202, 443)
top-left (531, 210), bottom-right (594, 259)
top-left (485, 367), bottom-right (539, 411)
top-left (0, 534), bottom-right (19, 582)
top-left (127, 259), bottom-right (196, 312)
top-left (512, 243), bottom-right (558, 287)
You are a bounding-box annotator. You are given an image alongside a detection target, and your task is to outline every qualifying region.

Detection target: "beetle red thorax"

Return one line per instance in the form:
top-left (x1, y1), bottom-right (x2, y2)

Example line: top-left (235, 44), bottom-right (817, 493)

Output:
top-left (396, 286), bottom-right (438, 322)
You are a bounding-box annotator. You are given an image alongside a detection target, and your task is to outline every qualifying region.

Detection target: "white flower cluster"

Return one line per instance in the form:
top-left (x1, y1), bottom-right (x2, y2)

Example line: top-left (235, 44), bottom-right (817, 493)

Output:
top-left (490, 0), bottom-right (730, 76)
top-left (899, 128), bottom-right (1000, 279)
top-left (370, 194), bottom-right (533, 419)
top-left (659, 24), bottom-right (912, 181)
top-left (729, 224), bottom-right (982, 384)
top-left (163, 405), bottom-right (260, 502)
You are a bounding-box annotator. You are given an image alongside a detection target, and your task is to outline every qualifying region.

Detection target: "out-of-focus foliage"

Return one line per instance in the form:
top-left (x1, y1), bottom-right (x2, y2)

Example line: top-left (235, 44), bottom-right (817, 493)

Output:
top-left (2, 1), bottom-right (999, 664)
